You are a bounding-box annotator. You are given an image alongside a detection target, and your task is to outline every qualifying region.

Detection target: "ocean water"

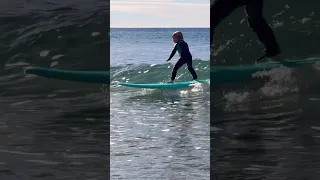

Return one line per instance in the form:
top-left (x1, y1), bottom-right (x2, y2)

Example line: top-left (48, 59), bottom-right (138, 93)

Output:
top-left (110, 28), bottom-right (210, 179)
top-left (211, 1), bottom-right (320, 179)
top-left (1, 0), bottom-right (320, 179)
top-left (0, 0), bottom-right (109, 179)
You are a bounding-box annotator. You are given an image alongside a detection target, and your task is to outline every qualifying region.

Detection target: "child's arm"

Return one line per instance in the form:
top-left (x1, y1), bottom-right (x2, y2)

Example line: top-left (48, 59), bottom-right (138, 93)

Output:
top-left (166, 43), bottom-right (177, 61)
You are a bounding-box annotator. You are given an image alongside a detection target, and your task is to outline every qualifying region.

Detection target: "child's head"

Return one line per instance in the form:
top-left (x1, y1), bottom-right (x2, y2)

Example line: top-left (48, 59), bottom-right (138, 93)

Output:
top-left (172, 31), bottom-right (183, 43)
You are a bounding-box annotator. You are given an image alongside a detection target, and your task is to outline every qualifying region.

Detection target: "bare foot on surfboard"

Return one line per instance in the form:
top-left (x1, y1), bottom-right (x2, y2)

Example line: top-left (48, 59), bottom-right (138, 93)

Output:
top-left (256, 47), bottom-right (282, 63)
top-left (255, 53), bottom-right (297, 67)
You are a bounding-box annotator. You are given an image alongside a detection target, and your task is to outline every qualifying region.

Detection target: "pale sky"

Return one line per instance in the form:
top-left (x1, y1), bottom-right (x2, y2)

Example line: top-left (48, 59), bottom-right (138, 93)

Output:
top-left (110, 0), bottom-right (210, 28)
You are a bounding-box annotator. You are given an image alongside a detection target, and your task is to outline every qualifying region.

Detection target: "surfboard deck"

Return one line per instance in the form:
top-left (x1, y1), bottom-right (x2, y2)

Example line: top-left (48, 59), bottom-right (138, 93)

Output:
top-left (24, 58), bottom-right (319, 85)
top-left (210, 58), bottom-right (320, 83)
top-left (24, 67), bottom-right (110, 84)
top-left (119, 79), bottom-right (209, 89)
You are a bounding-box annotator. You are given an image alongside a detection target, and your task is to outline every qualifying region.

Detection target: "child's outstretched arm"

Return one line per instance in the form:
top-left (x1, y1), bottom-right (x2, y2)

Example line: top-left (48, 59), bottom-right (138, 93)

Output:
top-left (166, 43), bottom-right (177, 61)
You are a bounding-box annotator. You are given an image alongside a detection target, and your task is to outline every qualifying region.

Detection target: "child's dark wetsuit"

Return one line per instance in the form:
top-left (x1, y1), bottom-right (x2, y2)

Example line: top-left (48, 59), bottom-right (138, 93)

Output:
top-left (167, 40), bottom-right (198, 81)
top-left (211, 0), bottom-right (281, 57)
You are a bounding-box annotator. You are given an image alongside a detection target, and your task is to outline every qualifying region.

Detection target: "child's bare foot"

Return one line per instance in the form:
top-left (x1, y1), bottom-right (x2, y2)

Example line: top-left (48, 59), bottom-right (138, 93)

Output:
top-left (167, 80), bottom-right (174, 83)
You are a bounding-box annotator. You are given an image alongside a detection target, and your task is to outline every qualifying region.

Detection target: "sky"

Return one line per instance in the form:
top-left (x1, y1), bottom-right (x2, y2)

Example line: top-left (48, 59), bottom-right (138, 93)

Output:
top-left (110, 0), bottom-right (210, 28)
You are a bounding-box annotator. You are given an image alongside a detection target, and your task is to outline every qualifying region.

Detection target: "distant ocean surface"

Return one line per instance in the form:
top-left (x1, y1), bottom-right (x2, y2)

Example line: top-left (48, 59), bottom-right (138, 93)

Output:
top-left (110, 28), bottom-right (210, 66)
top-left (110, 28), bottom-right (210, 179)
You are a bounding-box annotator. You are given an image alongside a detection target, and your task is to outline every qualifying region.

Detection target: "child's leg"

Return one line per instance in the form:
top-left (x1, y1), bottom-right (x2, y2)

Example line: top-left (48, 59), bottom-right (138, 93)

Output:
top-left (186, 59), bottom-right (198, 80)
top-left (244, 0), bottom-right (281, 57)
top-left (211, 0), bottom-right (241, 45)
top-left (170, 60), bottom-right (185, 81)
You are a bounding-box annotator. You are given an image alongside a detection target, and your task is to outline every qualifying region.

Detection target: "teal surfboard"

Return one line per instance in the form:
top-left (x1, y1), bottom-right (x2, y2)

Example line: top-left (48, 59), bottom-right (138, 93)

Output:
top-left (210, 58), bottom-right (320, 83)
top-left (24, 67), bottom-right (110, 84)
top-left (119, 79), bottom-right (209, 89)
top-left (24, 58), bottom-right (319, 85)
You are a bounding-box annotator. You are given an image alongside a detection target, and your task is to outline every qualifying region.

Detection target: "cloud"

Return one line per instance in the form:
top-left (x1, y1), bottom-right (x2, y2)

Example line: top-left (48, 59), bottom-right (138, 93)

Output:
top-left (110, 0), bottom-right (209, 28)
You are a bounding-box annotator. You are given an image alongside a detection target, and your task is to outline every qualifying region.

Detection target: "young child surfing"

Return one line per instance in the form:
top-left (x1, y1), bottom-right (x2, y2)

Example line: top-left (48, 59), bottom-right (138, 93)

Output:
top-left (166, 31), bottom-right (198, 83)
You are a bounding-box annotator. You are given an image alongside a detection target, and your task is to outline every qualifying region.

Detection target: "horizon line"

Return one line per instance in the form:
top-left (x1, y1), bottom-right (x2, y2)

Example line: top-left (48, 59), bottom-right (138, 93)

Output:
top-left (110, 27), bottom-right (210, 28)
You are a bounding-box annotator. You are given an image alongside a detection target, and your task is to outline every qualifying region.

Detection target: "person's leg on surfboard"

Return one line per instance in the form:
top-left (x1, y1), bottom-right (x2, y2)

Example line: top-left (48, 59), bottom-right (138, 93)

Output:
top-left (186, 58), bottom-right (198, 81)
top-left (210, 0), bottom-right (241, 46)
top-left (244, 0), bottom-right (281, 59)
top-left (168, 59), bottom-right (185, 83)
